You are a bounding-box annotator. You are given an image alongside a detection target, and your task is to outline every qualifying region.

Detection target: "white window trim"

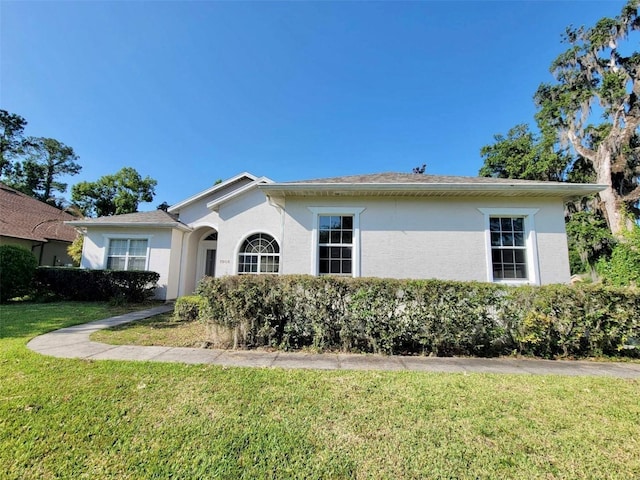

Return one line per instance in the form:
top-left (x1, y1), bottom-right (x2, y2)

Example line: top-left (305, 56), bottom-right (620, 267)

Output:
top-left (308, 207), bottom-right (365, 277)
top-left (233, 230), bottom-right (281, 275)
top-left (102, 234), bottom-right (152, 271)
top-left (478, 208), bottom-right (540, 285)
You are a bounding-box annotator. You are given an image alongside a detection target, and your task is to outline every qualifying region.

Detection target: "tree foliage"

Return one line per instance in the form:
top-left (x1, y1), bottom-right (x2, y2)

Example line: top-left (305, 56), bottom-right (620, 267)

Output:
top-left (597, 222), bottom-right (640, 286)
top-left (479, 123), bottom-right (572, 181)
top-left (565, 210), bottom-right (614, 278)
top-left (0, 110), bottom-right (82, 206)
top-left (533, 0), bottom-right (640, 235)
top-left (67, 235), bottom-right (84, 267)
top-left (71, 167), bottom-right (157, 217)
top-left (0, 110), bottom-right (28, 176)
top-left (4, 138), bottom-right (81, 205)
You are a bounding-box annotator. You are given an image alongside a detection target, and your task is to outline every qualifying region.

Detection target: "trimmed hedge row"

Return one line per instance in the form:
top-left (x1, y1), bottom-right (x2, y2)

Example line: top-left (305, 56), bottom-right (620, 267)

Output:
top-left (193, 275), bottom-right (640, 358)
top-left (34, 267), bottom-right (160, 302)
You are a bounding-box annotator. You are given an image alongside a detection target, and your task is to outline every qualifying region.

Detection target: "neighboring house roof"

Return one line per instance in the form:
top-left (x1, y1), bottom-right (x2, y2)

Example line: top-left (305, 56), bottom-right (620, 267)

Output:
top-left (259, 172), bottom-right (607, 199)
top-left (66, 210), bottom-right (191, 231)
top-left (0, 183), bottom-right (78, 243)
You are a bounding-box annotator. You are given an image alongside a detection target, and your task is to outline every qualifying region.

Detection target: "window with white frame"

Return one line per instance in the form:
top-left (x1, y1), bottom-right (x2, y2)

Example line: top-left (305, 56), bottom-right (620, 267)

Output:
top-left (106, 238), bottom-right (149, 271)
top-left (238, 233), bottom-right (280, 274)
top-left (490, 217), bottom-right (527, 280)
top-left (309, 207), bottom-right (364, 277)
top-left (318, 215), bottom-right (353, 275)
top-left (479, 208), bottom-right (539, 284)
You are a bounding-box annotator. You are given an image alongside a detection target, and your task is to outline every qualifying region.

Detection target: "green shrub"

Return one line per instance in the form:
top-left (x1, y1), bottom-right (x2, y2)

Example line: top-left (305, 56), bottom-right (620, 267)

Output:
top-left (67, 235), bottom-right (83, 267)
top-left (34, 268), bottom-right (160, 302)
top-left (596, 224), bottom-right (640, 286)
top-left (196, 275), bottom-right (640, 358)
top-left (497, 284), bottom-right (640, 358)
top-left (174, 295), bottom-right (208, 321)
top-left (0, 245), bottom-right (38, 302)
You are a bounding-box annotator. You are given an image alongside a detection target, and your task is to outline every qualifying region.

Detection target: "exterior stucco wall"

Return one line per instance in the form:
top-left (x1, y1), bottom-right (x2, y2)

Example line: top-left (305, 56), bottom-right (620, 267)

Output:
top-left (213, 188), bottom-right (282, 277)
top-left (279, 195), bottom-right (570, 285)
top-left (78, 189), bottom-right (573, 299)
top-left (175, 187), bottom-right (282, 296)
top-left (80, 227), bottom-right (176, 299)
top-left (166, 229), bottom-right (186, 299)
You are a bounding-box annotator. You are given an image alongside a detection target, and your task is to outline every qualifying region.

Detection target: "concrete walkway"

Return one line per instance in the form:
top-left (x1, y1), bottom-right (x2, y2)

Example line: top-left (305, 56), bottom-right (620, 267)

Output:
top-left (27, 304), bottom-right (640, 378)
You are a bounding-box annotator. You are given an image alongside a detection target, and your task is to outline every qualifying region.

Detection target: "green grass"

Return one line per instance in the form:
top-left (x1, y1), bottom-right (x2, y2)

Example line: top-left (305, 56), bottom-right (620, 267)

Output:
top-left (91, 313), bottom-right (209, 347)
top-left (1, 302), bottom-right (640, 479)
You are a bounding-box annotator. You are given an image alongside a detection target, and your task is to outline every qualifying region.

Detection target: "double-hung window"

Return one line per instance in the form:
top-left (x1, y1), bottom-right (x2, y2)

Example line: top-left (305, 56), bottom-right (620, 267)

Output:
top-left (106, 238), bottom-right (149, 271)
top-left (479, 208), bottom-right (540, 284)
top-left (309, 207), bottom-right (364, 277)
top-left (318, 215), bottom-right (353, 275)
top-left (490, 217), bottom-right (527, 280)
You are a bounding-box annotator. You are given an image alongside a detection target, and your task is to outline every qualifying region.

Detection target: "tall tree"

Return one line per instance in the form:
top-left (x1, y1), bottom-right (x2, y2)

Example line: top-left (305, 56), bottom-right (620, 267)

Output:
top-left (7, 138), bottom-right (82, 204)
top-left (479, 123), bottom-right (572, 181)
top-left (0, 109), bottom-right (28, 176)
top-left (534, 0), bottom-right (640, 236)
top-left (71, 167), bottom-right (157, 217)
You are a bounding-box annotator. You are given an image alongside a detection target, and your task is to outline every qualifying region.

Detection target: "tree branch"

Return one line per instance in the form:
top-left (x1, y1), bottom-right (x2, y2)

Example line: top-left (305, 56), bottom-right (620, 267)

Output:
top-left (567, 129), bottom-right (597, 162)
top-left (622, 185), bottom-right (640, 203)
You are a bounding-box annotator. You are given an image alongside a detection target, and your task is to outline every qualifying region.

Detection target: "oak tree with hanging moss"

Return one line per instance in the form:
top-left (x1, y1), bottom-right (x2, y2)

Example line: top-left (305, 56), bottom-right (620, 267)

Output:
top-left (533, 0), bottom-right (640, 236)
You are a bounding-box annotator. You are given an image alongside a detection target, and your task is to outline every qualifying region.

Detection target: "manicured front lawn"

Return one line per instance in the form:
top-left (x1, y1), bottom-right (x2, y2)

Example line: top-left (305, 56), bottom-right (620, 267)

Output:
top-left (1, 302), bottom-right (640, 479)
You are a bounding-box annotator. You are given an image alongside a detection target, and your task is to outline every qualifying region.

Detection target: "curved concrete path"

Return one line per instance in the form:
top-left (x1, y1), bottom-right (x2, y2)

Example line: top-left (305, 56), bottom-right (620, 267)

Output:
top-left (27, 304), bottom-right (640, 378)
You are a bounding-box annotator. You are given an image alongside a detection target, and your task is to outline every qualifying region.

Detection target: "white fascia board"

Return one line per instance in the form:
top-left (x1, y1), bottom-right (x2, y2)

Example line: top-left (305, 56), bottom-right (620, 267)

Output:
top-left (65, 221), bottom-right (192, 232)
top-left (258, 182), bottom-right (608, 198)
top-left (206, 177), bottom-right (274, 210)
top-left (168, 172), bottom-right (259, 212)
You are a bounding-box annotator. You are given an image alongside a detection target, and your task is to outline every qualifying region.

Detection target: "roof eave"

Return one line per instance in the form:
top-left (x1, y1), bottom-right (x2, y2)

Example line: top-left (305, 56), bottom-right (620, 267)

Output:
top-left (65, 221), bottom-right (192, 232)
top-left (258, 182), bottom-right (608, 199)
top-left (0, 232), bottom-right (48, 242)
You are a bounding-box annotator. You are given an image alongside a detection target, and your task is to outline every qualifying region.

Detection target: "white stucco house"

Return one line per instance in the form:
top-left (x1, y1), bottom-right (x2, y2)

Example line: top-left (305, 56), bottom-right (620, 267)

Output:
top-left (67, 172), bottom-right (604, 300)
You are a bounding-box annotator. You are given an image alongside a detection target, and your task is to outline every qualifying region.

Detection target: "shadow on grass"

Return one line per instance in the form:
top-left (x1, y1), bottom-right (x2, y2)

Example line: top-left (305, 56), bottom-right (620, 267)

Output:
top-left (106, 313), bottom-right (184, 331)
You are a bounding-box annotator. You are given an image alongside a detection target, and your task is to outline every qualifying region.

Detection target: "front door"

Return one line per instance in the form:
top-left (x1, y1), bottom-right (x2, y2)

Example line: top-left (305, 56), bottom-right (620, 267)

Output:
top-left (205, 249), bottom-right (216, 277)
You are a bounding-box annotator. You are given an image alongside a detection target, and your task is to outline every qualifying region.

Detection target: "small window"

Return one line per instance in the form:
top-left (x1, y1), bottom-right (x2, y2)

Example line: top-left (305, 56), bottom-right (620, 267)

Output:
top-left (106, 238), bottom-right (148, 271)
top-left (318, 215), bottom-right (353, 275)
top-left (238, 233), bottom-right (280, 274)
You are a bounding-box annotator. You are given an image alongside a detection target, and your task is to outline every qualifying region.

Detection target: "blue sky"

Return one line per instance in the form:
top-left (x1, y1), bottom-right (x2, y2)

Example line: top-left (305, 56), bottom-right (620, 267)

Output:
top-left (1, 0), bottom-right (625, 209)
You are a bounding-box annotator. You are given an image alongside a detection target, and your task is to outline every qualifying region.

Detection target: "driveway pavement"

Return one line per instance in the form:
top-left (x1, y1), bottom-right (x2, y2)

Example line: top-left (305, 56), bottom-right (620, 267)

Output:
top-left (26, 304), bottom-right (640, 378)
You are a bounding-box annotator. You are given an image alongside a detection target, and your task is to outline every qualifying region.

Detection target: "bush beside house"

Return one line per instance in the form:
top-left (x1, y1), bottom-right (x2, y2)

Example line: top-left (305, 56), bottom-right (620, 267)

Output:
top-left (597, 223), bottom-right (640, 287)
top-left (190, 275), bottom-right (640, 359)
top-left (0, 245), bottom-right (38, 302)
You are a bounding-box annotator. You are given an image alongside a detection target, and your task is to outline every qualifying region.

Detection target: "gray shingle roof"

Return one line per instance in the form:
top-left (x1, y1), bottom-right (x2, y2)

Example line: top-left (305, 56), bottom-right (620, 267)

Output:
top-left (260, 172), bottom-right (605, 199)
top-left (66, 210), bottom-right (189, 229)
top-left (286, 172), bottom-right (562, 185)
